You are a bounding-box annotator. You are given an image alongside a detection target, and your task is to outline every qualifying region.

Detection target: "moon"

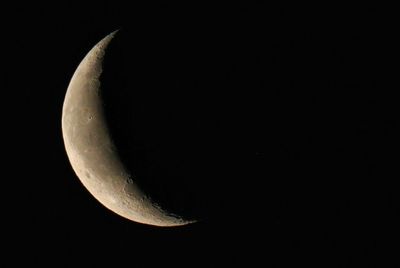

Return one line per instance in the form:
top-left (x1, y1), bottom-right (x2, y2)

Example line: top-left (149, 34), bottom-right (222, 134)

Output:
top-left (62, 31), bottom-right (195, 227)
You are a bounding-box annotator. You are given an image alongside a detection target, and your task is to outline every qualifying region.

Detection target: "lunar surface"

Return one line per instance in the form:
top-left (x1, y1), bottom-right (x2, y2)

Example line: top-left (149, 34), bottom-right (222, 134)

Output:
top-left (62, 31), bottom-right (195, 226)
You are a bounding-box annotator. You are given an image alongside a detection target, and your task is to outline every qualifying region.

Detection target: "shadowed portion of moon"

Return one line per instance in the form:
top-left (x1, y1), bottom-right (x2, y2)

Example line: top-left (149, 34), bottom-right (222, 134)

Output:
top-left (98, 28), bottom-right (240, 222)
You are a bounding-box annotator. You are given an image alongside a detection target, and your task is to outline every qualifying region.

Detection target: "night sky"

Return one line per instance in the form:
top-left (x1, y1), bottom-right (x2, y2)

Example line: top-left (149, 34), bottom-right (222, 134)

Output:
top-left (7, 3), bottom-right (398, 267)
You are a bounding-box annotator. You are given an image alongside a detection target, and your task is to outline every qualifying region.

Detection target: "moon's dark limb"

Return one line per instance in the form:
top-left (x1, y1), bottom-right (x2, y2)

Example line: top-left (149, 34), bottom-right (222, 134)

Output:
top-left (98, 31), bottom-right (215, 221)
top-left (96, 28), bottom-right (247, 223)
top-left (62, 31), bottom-right (196, 226)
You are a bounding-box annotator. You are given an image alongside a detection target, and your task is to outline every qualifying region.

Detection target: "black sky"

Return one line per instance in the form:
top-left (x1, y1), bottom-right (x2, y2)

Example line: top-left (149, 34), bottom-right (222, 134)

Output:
top-left (6, 3), bottom-right (399, 267)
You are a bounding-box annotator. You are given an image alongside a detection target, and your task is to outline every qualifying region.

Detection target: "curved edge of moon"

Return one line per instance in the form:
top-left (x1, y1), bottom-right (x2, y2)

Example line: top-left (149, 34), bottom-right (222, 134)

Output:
top-left (62, 31), bottom-right (195, 227)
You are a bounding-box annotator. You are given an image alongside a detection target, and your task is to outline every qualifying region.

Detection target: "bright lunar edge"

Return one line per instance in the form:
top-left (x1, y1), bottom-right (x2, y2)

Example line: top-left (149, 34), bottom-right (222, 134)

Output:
top-left (62, 31), bottom-right (214, 226)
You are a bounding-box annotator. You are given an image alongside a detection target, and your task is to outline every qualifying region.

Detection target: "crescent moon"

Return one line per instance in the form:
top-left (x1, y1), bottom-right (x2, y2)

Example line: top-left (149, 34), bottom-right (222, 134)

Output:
top-left (62, 31), bottom-right (195, 227)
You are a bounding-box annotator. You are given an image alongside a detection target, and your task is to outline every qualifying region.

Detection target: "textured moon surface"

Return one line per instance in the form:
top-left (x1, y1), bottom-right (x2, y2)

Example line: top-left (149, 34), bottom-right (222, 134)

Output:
top-left (62, 31), bottom-right (194, 226)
